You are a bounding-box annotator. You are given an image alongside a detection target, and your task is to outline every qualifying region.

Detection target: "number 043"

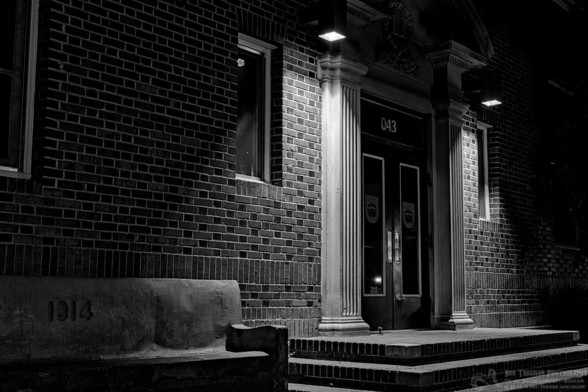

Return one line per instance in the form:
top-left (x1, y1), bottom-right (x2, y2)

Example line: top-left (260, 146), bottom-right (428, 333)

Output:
top-left (380, 117), bottom-right (397, 133)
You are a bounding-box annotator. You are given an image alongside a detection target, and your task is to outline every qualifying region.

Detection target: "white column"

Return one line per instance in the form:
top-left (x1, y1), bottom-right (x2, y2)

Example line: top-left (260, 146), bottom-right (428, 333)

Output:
top-left (318, 54), bottom-right (370, 336)
top-left (427, 41), bottom-right (485, 330)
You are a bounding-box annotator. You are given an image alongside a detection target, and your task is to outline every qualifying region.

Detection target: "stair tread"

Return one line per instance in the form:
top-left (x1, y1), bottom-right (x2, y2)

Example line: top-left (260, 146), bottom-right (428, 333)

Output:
top-left (458, 366), bottom-right (588, 391)
top-left (290, 329), bottom-right (580, 365)
top-left (288, 382), bottom-right (380, 392)
top-left (290, 344), bottom-right (588, 374)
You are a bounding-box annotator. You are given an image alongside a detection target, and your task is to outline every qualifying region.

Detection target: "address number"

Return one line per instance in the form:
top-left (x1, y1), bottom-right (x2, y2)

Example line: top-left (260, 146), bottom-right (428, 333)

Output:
top-left (380, 117), bottom-right (397, 133)
top-left (48, 300), bottom-right (93, 322)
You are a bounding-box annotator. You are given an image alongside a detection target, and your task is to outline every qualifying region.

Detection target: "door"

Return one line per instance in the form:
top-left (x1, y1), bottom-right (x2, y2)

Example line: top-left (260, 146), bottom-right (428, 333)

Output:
top-left (361, 139), bottom-right (429, 330)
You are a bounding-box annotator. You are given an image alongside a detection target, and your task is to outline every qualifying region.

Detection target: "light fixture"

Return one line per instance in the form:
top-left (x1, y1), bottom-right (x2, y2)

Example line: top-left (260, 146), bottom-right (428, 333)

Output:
top-left (300, 0), bottom-right (347, 42)
top-left (463, 69), bottom-right (502, 107)
top-left (480, 70), bottom-right (502, 107)
top-left (318, 0), bottom-right (347, 41)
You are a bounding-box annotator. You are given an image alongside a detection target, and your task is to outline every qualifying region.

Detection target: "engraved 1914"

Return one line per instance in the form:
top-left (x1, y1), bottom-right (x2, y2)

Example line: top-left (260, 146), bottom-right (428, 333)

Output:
top-left (48, 300), bottom-right (93, 322)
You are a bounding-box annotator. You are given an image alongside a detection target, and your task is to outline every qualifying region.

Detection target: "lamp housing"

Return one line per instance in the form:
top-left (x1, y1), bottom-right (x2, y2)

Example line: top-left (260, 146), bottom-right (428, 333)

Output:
top-left (480, 70), bottom-right (502, 107)
top-left (318, 0), bottom-right (347, 42)
top-left (463, 69), bottom-right (502, 107)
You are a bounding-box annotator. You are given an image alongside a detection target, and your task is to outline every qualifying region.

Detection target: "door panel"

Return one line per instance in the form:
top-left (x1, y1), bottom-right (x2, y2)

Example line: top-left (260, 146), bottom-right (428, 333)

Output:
top-left (361, 154), bottom-right (393, 331)
top-left (393, 163), bottom-right (423, 329)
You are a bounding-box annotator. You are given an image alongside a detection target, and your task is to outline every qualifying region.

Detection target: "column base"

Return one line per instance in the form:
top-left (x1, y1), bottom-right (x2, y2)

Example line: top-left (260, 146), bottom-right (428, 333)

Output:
top-left (318, 316), bottom-right (370, 336)
top-left (436, 311), bottom-right (475, 330)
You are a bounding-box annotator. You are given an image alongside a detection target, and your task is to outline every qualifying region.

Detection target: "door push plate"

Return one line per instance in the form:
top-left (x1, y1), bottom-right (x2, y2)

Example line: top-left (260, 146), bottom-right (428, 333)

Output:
top-left (387, 231), bottom-right (393, 263)
top-left (394, 231), bottom-right (400, 263)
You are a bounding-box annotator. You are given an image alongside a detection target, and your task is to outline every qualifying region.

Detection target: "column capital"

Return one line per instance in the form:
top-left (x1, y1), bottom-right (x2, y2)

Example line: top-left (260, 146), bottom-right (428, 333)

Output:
top-left (432, 99), bottom-right (470, 124)
top-left (318, 53), bottom-right (369, 85)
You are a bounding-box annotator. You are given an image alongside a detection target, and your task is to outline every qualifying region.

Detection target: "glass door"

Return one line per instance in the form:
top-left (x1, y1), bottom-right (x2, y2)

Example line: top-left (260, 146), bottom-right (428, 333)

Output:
top-left (361, 141), bottom-right (429, 330)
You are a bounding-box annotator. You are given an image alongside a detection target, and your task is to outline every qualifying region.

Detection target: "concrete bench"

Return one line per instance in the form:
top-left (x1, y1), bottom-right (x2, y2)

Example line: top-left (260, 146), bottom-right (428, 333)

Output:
top-left (0, 277), bottom-right (287, 392)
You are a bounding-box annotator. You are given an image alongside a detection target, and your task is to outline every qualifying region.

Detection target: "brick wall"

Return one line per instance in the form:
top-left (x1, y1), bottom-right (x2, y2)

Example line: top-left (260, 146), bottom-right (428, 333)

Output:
top-left (463, 22), bottom-right (588, 327)
top-left (0, 0), bottom-right (322, 337)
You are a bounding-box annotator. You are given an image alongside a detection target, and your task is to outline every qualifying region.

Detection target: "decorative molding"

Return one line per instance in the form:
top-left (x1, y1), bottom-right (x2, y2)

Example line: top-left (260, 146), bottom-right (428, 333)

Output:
top-left (426, 41), bottom-right (486, 70)
top-left (347, 0), bottom-right (390, 26)
top-left (449, 0), bottom-right (495, 58)
top-left (237, 8), bottom-right (287, 44)
top-left (375, 0), bottom-right (418, 75)
top-left (318, 54), bottom-right (369, 84)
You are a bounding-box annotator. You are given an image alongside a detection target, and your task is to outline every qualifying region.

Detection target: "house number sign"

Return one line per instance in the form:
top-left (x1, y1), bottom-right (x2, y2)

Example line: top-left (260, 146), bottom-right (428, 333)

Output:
top-left (381, 117), bottom-right (397, 133)
top-left (361, 98), bottom-right (423, 148)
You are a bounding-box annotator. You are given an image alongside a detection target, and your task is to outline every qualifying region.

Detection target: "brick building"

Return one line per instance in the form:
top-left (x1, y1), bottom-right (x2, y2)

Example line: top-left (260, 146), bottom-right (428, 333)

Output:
top-left (1, 0), bottom-right (587, 338)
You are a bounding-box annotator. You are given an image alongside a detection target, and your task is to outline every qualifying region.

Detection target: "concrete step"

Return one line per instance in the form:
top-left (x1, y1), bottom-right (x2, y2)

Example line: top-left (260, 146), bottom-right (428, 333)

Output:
top-left (459, 366), bottom-right (588, 391)
top-left (288, 382), bottom-right (379, 392)
top-left (290, 329), bottom-right (579, 365)
top-left (289, 344), bottom-right (588, 391)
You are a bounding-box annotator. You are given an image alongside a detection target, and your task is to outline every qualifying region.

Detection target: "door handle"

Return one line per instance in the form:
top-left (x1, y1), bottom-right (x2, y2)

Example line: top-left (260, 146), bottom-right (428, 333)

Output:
top-left (387, 231), bottom-right (393, 263)
top-left (394, 231), bottom-right (400, 263)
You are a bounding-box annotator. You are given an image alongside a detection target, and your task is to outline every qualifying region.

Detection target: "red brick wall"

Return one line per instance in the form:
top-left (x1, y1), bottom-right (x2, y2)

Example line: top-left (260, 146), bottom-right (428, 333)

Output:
top-left (0, 0), bottom-right (322, 337)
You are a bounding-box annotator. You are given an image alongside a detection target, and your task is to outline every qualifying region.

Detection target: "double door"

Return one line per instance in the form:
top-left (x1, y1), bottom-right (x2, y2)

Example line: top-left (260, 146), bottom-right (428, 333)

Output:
top-left (361, 138), bottom-right (429, 330)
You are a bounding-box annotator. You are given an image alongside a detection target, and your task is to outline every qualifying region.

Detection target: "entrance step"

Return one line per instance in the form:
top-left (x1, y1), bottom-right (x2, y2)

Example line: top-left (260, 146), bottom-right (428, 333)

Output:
top-left (289, 345), bottom-right (588, 391)
top-left (289, 383), bottom-right (379, 392)
top-left (459, 366), bottom-right (588, 391)
top-left (288, 328), bottom-right (588, 392)
top-left (290, 329), bottom-right (579, 365)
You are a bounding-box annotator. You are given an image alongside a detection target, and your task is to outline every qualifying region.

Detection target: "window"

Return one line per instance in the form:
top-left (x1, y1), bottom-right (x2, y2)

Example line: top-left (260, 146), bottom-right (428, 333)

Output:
top-left (0, 0), bottom-right (37, 178)
top-left (553, 173), bottom-right (580, 247)
top-left (477, 122), bottom-right (490, 221)
top-left (236, 34), bottom-right (274, 181)
top-left (544, 80), bottom-right (580, 248)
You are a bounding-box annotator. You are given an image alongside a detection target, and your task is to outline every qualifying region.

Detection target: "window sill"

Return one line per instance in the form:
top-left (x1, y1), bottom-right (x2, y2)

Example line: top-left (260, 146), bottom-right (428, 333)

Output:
top-left (236, 174), bottom-right (267, 184)
top-left (236, 175), bottom-right (282, 200)
top-left (0, 166), bottom-right (30, 179)
top-left (554, 243), bottom-right (580, 251)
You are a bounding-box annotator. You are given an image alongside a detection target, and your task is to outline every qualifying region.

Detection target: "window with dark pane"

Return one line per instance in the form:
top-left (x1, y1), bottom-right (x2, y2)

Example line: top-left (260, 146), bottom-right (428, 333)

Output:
top-left (477, 126), bottom-right (489, 220)
top-left (363, 155), bottom-right (385, 296)
top-left (1, 0), bottom-right (28, 168)
top-left (236, 46), bottom-right (264, 178)
top-left (546, 82), bottom-right (579, 247)
top-left (400, 164), bottom-right (420, 295)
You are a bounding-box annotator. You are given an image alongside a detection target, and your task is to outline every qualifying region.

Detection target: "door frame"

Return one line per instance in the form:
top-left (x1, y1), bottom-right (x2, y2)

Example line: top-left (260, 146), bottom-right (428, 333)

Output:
top-left (360, 135), bottom-right (430, 330)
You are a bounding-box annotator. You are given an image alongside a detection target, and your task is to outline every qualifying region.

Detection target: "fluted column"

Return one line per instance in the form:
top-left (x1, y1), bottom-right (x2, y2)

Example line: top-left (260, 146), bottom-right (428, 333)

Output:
top-left (318, 53), bottom-right (369, 336)
top-left (427, 41), bottom-right (485, 330)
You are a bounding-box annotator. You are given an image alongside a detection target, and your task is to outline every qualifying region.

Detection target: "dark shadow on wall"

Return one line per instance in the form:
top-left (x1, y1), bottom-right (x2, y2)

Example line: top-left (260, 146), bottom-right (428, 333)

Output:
top-left (540, 287), bottom-right (588, 343)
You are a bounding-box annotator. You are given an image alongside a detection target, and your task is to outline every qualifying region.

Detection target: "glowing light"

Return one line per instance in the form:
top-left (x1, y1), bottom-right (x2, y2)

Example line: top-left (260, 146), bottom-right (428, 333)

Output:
top-left (319, 31), bottom-right (346, 42)
top-left (482, 99), bottom-right (502, 107)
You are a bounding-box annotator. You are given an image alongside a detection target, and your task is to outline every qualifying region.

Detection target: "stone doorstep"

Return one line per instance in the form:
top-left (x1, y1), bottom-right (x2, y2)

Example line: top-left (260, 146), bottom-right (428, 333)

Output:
top-left (458, 366), bottom-right (588, 391)
top-left (289, 344), bottom-right (588, 391)
top-left (290, 330), bottom-right (580, 365)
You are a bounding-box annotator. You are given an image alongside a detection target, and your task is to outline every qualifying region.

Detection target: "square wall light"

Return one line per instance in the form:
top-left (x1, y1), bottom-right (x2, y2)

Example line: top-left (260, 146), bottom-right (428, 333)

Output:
top-left (480, 70), bottom-right (502, 107)
top-left (318, 0), bottom-right (347, 42)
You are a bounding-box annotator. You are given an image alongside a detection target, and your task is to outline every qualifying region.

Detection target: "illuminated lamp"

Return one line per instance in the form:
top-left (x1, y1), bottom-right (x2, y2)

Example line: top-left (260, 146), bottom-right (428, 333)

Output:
top-left (317, 0), bottom-right (347, 42)
top-left (480, 70), bottom-right (502, 107)
top-left (463, 69), bottom-right (502, 107)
